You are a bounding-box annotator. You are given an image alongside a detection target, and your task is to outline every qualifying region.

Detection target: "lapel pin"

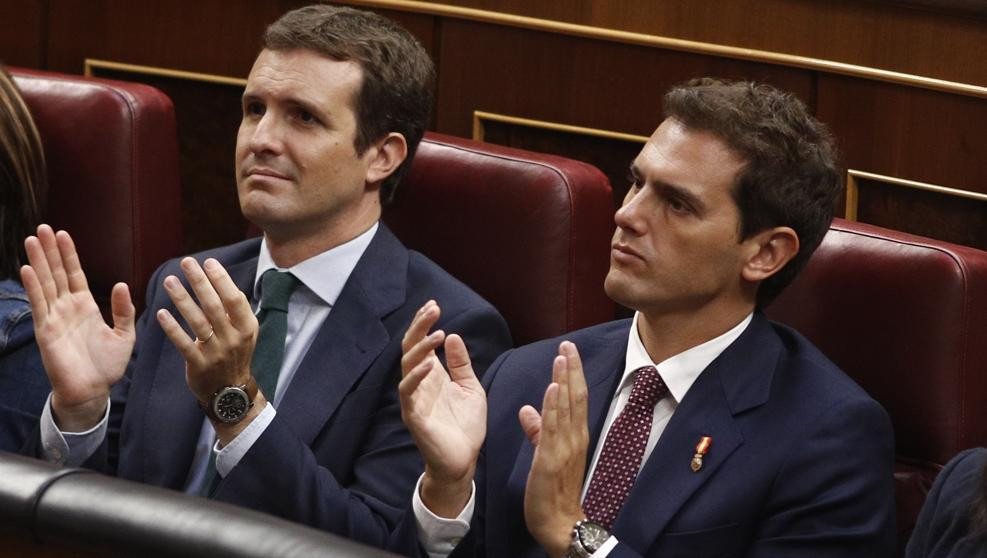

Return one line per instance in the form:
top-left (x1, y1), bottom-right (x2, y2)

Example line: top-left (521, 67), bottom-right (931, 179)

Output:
top-left (691, 436), bottom-right (712, 472)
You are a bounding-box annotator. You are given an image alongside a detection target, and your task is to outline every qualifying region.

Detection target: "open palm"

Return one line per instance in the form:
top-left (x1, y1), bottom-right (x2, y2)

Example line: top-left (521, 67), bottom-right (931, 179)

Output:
top-left (402, 343), bottom-right (486, 480)
top-left (22, 226), bottom-right (135, 423)
top-left (400, 301), bottom-right (487, 483)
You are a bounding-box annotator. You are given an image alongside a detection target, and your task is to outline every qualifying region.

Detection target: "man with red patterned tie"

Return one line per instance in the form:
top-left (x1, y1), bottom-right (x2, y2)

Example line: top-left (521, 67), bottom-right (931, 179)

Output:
top-left (396, 78), bottom-right (896, 557)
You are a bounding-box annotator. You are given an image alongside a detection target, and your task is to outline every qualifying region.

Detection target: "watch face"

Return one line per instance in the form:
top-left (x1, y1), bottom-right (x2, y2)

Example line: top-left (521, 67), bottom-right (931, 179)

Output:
top-left (213, 387), bottom-right (250, 423)
top-left (578, 521), bottom-right (610, 551)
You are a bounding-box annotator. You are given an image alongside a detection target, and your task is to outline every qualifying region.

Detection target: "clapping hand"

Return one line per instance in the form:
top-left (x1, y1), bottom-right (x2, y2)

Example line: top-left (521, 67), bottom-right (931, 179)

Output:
top-left (155, 257), bottom-right (263, 441)
top-left (522, 341), bottom-right (591, 558)
top-left (399, 300), bottom-right (486, 517)
top-left (21, 225), bottom-right (136, 431)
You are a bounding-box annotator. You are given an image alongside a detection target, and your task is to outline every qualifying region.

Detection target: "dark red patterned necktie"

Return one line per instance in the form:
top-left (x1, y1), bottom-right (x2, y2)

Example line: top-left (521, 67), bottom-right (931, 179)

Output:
top-left (582, 365), bottom-right (669, 529)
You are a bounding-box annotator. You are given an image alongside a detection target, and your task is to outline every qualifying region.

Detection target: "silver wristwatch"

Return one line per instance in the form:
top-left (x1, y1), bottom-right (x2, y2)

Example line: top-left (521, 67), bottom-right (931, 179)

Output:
top-left (564, 519), bottom-right (609, 558)
top-left (198, 377), bottom-right (258, 424)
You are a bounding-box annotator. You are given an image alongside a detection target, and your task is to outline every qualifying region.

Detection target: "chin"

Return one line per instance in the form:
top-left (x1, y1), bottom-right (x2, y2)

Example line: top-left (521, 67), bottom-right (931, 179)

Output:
top-left (240, 202), bottom-right (287, 233)
top-left (604, 273), bottom-right (635, 309)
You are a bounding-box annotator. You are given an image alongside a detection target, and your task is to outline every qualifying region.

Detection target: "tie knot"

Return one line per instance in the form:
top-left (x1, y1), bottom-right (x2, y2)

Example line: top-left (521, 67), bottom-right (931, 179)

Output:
top-left (259, 270), bottom-right (300, 312)
top-left (628, 366), bottom-right (668, 408)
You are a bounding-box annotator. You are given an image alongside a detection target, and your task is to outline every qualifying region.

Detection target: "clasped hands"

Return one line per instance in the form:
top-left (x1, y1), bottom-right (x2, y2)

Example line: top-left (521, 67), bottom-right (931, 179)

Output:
top-left (22, 225), bottom-right (262, 438)
top-left (400, 300), bottom-right (590, 557)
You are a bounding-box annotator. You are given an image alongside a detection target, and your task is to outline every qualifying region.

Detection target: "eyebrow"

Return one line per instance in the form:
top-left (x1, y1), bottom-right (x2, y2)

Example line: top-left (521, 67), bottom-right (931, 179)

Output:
top-left (628, 162), bottom-right (707, 214)
top-left (241, 91), bottom-right (331, 121)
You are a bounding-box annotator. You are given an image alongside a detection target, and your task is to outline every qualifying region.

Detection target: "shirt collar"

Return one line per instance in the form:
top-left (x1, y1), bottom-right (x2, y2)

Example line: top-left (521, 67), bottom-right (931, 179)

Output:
top-left (623, 311), bottom-right (753, 403)
top-left (253, 222), bottom-right (378, 306)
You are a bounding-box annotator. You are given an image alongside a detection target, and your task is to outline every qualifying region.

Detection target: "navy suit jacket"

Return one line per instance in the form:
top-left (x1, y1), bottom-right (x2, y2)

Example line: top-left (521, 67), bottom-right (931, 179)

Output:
top-left (28, 224), bottom-right (511, 549)
top-left (906, 448), bottom-right (987, 558)
top-left (452, 313), bottom-right (895, 558)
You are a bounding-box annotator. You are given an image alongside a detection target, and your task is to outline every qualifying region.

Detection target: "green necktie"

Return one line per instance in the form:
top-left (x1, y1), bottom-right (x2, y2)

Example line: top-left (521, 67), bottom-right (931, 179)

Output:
top-left (252, 269), bottom-right (301, 402)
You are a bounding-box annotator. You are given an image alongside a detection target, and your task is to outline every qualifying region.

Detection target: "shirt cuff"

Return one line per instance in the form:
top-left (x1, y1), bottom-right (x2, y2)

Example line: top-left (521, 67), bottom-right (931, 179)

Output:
top-left (589, 536), bottom-right (618, 557)
top-left (214, 402), bottom-right (276, 477)
top-left (412, 473), bottom-right (473, 558)
top-left (40, 392), bottom-right (110, 467)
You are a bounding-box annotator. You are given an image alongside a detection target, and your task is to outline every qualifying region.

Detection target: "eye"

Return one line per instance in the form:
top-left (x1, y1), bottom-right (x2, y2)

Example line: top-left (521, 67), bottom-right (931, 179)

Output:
top-left (244, 101), bottom-right (265, 117)
top-left (627, 173), bottom-right (643, 190)
top-left (295, 109), bottom-right (319, 125)
top-left (667, 196), bottom-right (692, 215)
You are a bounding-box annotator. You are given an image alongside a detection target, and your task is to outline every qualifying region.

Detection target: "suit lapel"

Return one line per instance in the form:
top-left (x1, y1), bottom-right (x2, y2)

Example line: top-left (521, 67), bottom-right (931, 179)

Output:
top-left (611, 313), bottom-right (781, 552)
top-left (276, 225), bottom-right (408, 445)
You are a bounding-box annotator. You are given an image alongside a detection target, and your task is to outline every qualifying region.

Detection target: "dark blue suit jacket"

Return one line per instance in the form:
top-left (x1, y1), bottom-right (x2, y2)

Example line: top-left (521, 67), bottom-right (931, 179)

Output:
top-left (453, 313), bottom-right (895, 557)
top-left (28, 224), bottom-right (511, 549)
top-left (906, 448), bottom-right (987, 558)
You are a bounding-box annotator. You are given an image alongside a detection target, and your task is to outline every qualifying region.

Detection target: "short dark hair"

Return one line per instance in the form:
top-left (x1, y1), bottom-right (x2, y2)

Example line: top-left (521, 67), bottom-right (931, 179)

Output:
top-left (663, 78), bottom-right (841, 307)
top-left (263, 5), bottom-right (435, 202)
top-left (0, 66), bottom-right (46, 280)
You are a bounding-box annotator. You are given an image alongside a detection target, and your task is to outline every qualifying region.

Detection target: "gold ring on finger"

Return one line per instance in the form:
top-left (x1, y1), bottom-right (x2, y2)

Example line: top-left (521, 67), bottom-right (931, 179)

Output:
top-left (195, 329), bottom-right (215, 344)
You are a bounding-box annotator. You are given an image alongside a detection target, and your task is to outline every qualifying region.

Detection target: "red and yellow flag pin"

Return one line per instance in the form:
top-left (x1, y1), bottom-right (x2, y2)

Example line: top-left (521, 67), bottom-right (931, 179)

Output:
top-left (691, 436), bottom-right (712, 472)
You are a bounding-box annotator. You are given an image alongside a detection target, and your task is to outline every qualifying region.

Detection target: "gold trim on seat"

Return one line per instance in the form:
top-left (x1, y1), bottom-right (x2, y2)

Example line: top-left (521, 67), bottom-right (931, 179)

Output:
top-left (845, 169), bottom-right (987, 221)
top-left (85, 59), bottom-right (246, 87)
top-left (472, 110), bottom-right (649, 143)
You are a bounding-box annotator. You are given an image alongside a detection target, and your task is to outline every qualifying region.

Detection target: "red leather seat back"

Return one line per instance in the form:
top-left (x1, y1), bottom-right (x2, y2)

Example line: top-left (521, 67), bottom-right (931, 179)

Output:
top-left (384, 133), bottom-right (615, 346)
top-left (11, 68), bottom-right (182, 314)
top-left (766, 217), bottom-right (987, 555)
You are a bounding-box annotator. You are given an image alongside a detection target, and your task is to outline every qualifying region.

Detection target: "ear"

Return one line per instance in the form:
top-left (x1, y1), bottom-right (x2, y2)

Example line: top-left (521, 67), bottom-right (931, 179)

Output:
top-left (364, 132), bottom-right (408, 186)
top-left (740, 226), bottom-right (800, 283)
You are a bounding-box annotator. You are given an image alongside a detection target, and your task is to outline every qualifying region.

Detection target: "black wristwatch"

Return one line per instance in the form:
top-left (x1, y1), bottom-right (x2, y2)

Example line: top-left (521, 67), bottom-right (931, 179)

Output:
top-left (199, 377), bottom-right (258, 424)
top-left (564, 519), bottom-right (610, 558)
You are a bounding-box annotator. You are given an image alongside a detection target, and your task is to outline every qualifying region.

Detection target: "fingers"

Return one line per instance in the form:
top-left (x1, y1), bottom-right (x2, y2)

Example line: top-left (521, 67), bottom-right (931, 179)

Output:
top-left (539, 382), bottom-right (559, 444)
top-left (162, 274), bottom-right (214, 342)
top-left (398, 357), bottom-right (435, 405)
top-left (55, 230), bottom-right (90, 294)
top-left (110, 282), bottom-right (135, 336)
top-left (156, 308), bottom-right (199, 364)
top-left (518, 405), bottom-right (543, 446)
top-left (444, 334), bottom-right (476, 384)
top-left (402, 300), bottom-right (441, 354)
top-left (37, 225), bottom-right (71, 297)
top-left (20, 265), bottom-right (47, 324)
top-left (24, 231), bottom-right (56, 304)
top-left (401, 329), bottom-right (445, 378)
top-left (553, 355), bottom-right (571, 429)
top-left (202, 258), bottom-right (255, 332)
top-left (178, 258), bottom-right (232, 339)
top-left (560, 342), bottom-right (589, 435)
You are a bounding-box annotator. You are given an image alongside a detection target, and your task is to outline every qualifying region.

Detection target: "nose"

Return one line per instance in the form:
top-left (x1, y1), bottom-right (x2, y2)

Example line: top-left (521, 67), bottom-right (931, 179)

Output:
top-left (246, 111), bottom-right (283, 156)
top-left (614, 187), bottom-right (646, 236)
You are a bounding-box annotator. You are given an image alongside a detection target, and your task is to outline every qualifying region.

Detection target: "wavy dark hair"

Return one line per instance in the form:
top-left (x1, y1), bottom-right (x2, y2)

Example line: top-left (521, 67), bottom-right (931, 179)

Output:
top-left (663, 78), bottom-right (842, 307)
top-left (263, 5), bottom-right (435, 203)
top-left (0, 66), bottom-right (46, 280)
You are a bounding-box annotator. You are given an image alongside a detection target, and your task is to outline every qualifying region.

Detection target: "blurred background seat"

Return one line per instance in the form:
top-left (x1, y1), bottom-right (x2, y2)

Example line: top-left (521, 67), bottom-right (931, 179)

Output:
top-left (11, 67), bottom-right (183, 315)
top-left (385, 132), bottom-right (616, 346)
top-left (766, 217), bottom-right (987, 557)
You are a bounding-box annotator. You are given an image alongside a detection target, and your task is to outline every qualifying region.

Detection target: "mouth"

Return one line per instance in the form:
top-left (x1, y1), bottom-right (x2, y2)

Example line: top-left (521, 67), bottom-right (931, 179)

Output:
top-left (611, 242), bottom-right (645, 263)
top-left (244, 167), bottom-right (291, 181)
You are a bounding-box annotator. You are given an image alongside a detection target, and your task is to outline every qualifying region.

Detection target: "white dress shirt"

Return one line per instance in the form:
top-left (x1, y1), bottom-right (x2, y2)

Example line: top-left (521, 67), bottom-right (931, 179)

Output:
top-left (414, 311), bottom-right (753, 557)
top-left (40, 223), bottom-right (378, 494)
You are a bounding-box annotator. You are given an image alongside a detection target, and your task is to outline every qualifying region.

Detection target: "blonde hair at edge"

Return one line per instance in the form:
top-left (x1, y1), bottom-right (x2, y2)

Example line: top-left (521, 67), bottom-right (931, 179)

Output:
top-left (0, 66), bottom-right (46, 279)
